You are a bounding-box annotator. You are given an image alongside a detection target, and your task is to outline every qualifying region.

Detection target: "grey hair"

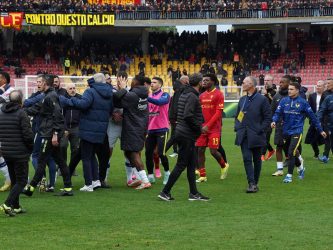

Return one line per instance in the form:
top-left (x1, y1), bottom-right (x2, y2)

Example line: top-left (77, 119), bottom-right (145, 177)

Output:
top-left (179, 75), bottom-right (189, 84)
top-left (93, 73), bottom-right (106, 84)
top-left (247, 76), bottom-right (257, 87)
top-left (9, 90), bottom-right (23, 104)
top-left (189, 73), bottom-right (203, 86)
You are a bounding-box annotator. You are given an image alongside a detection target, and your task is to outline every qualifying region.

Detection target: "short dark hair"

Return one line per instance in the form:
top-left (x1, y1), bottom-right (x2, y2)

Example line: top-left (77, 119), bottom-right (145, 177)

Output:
top-left (189, 73), bottom-right (203, 87)
top-left (282, 75), bottom-right (292, 82)
top-left (289, 82), bottom-right (301, 90)
top-left (117, 71), bottom-right (128, 79)
top-left (152, 77), bottom-right (163, 86)
top-left (0, 71), bottom-right (10, 84)
top-left (144, 77), bottom-right (151, 85)
top-left (203, 73), bottom-right (219, 85)
top-left (133, 75), bottom-right (145, 86)
top-left (9, 90), bottom-right (23, 104)
top-left (44, 74), bottom-right (54, 87)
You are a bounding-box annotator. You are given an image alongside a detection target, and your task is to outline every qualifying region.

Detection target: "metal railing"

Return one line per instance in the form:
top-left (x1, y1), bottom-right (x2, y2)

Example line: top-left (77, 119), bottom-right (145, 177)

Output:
top-left (14, 76), bottom-right (317, 102)
top-left (18, 7), bottom-right (333, 20)
top-left (114, 8), bottom-right (333, 20)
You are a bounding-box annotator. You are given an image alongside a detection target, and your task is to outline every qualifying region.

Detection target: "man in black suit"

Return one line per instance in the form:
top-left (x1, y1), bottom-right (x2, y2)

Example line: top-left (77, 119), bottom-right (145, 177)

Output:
top-left (235, 76), bottom-right (271, 193)
top-left (305, 80), bottom-right (327, 159)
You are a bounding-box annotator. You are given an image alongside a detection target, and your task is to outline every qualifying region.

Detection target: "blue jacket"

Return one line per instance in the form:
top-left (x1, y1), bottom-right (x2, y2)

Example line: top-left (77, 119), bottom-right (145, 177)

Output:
top-left (61, 82), bottom-right (113, 143)
top-left (234, 92), bottom-right (271, 148)
top-left (23, 92), bottom-right (44, 133)
top-left (317, 94), bottom-right (333, 130)
top-left (273, 95), bottom-right (323, 135)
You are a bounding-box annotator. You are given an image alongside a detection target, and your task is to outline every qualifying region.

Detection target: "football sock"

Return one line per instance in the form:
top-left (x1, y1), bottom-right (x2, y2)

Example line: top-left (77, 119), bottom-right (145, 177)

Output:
top-left (199, 167), bottom-right (206, 177)
top-left (153, 154), bottom-right (160, 169)
top-left (219, 158), bottom-right (226, 168)
top-left (138, 170), bottom-right (149, 183)
top-left (125, 165), bottom-right (133, 182)
top-left (277, 162), bottom-right (283, 170)
top-left (0, 157), bottom-right (10, 182)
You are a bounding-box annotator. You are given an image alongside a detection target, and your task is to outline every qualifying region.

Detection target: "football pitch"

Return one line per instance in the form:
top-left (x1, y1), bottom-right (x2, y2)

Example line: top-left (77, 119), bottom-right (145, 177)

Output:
top-left (1, 118), bottom-right (333, 249)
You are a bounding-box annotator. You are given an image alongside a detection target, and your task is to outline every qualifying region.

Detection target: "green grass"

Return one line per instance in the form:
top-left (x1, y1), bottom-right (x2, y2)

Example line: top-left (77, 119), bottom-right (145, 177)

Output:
top-left (1, 118), bottom-right (333, 249)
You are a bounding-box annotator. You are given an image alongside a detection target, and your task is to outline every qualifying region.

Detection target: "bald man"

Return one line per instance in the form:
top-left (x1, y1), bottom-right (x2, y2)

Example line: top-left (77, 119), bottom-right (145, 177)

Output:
top-left (60, 83), bottom-right (81, 171)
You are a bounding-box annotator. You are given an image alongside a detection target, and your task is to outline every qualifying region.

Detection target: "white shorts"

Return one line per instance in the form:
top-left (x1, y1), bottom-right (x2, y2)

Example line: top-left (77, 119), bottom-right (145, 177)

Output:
top-left (107, 120), bottom-right (122, 148)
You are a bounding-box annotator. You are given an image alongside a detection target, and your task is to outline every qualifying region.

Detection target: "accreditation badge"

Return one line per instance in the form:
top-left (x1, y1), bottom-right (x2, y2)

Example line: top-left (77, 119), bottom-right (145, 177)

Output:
top-left (237, 111), bottom-right (245, 122)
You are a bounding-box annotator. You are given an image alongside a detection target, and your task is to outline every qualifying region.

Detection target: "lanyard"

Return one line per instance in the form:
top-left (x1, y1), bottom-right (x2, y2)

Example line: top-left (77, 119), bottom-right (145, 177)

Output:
top-left (241, 92), bottom-right (258, 112)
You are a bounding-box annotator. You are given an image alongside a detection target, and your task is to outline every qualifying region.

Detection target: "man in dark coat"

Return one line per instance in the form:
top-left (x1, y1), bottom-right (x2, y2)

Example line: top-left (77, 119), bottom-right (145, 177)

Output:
top-left (235, 76), bottom-right (271, 193)
top-left (305, 80), bottom-right (326, 158)
top-left (23, 75), bottom-right (73, 197)
top-left (260, 74), bottom-right (276, 161)
top-left (0, 90), bottom-right (34, 216)
top-left (159, 73), bottom-right (210, 202)
top-left (165, 79), bottom-right (186, 156)
top-left (60, 82), bottom-right (81, 166)
top-left (114, 75), bottom-right (151, 190)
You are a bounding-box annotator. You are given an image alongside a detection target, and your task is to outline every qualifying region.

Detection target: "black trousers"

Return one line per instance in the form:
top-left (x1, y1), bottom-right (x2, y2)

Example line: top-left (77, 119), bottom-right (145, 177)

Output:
top-left (262, 129), bottom-right (274, 155)
top-left (5, 160), bottom-right (28, 209)
top-left (145, 131), bottom-right (169, 175)
top-left (240, 137), bottom-right (262, 185)
top-left (311, 142), bottom-right (320, 157)
top-left (30, 138), bottom-right (72, 188)
top-left (323, 128), bottom-right (331, 157)
top-left (284, 134), bottom-right (302, 175)
top-left (163, 136), bottom-right (198, 195)
top-left (165, 123), bottom-right (178, 153)
top-left (60, 127), bottom-right (80, 164)
top-left (69, 136), bottom-right (109, 182)
top-left (95, 136), bottom-right (110, 181)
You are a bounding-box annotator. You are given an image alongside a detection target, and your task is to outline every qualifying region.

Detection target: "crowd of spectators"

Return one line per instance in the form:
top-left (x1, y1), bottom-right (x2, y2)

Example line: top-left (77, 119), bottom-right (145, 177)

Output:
top-left (1, 29), bottom-right (278, 79)
top-left (2, 27), bottom-right (331, 83)
top-left (0, 0), bottom-right (333, 14)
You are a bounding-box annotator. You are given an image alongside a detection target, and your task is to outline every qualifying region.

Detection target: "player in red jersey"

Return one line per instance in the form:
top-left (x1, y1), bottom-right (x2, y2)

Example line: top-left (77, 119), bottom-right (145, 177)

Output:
top-left (196, 73), bottom-right (229, 182)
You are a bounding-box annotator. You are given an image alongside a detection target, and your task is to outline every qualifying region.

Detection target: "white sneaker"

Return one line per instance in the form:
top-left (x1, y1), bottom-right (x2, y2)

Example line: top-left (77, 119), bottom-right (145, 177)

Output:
top-left (92, 180), bottom-right (101, 190)
top-left (80, 185), bottom-right (93, 192)
top-left (272, 170), bottom-right (283, 176)
top-left (169, 152), bottom-right (178, 158)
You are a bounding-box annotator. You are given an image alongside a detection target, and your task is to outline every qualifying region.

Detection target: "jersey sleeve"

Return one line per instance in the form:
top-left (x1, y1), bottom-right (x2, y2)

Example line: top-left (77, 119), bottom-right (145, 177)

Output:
top-left (216, 90), bottom-right (224, 110)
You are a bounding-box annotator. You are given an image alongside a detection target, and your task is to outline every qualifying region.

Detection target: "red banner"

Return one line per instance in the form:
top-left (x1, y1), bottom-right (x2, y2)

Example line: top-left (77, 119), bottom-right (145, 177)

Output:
top-left (0, 13), bottom-right (23, 30)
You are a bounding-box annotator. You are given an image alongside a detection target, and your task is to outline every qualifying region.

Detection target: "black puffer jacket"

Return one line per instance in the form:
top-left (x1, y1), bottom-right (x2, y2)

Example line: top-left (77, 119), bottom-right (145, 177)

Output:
top-left (62, 92), bottom-right (81, 129)
top-left (115, 86), bottom-right (149, 152)
top-left (175, 85), bottom-right (203, 140)
top-left (0, 102), bottom-right (34, 162)
top-left (26, 87), bottom-right (64, 138)
top-left (168, 80), bottom-right (185, 124)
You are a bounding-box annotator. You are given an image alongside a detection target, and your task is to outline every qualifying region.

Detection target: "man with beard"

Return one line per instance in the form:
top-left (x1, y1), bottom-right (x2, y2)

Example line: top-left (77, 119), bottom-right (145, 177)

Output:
top-left (53, 75), bottom-right (67, 96)
top-left (158, 73), bottom-right (210, 201)
top-left (271, 75), bottom-right (293, 176)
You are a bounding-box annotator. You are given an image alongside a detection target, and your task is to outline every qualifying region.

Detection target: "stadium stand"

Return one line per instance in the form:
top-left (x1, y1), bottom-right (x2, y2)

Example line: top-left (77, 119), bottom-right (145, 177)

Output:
top-left (1, 0), bottom-right (333, 18)
top-left (1, 27), bottom-right (332, 88)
